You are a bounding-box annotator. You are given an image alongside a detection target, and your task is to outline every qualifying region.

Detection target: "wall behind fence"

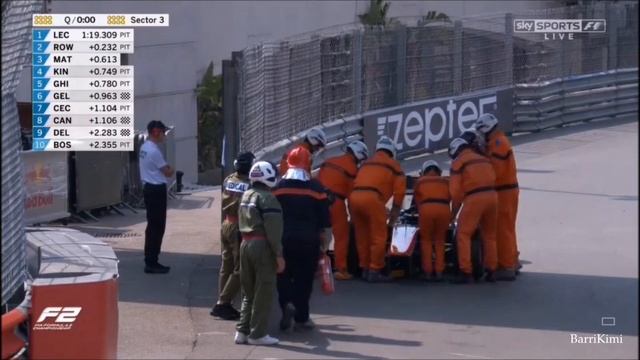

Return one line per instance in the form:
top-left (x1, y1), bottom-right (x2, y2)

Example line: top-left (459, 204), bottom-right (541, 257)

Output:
top-left (234, 1), bottom-right (637, 162)
top-left (23, 151), bottom-right (70, 225)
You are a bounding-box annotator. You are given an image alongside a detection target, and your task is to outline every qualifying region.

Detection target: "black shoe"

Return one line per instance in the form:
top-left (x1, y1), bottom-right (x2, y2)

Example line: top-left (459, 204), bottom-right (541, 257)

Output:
top-left (210, 304), bottom-right (240, 320)
top-left (144, 264), bottom-right (170, 274)
top-left (279, 303), bottom-right (295, 332)
top-left (229, 306), bottom-right (240, 318)
top-left (210, 304), bottom-right (222, 317)
top-left (516, 252), bottom-right (522, 275)
top-left (294, 318), bottom-right (315, 330)
top-left (495, 269), bottom-right (516, 281)
top-left (360, 269), bottom-right (370, 281)
top-left (367, 270), bottom-right (392, 283)
top-left (484, 270), bottom-right (496, 283)
top-left (450, 272), bottom-right (473, 284)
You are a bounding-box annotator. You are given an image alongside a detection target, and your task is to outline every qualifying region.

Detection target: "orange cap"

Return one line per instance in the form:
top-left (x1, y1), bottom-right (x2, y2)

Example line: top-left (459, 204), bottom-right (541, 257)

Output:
top-left (287, 146), bottom-right (312, 169)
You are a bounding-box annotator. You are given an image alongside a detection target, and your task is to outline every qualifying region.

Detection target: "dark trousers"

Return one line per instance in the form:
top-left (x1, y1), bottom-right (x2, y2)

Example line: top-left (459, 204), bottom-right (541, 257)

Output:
top-left (277, 236), bottom-right (320, 323)
top-left (144, 183), bottom-right (167, 266)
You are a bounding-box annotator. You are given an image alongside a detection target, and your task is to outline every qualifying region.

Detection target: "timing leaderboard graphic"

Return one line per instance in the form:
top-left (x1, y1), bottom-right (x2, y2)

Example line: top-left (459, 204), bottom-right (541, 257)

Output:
top-left (31, 14), bottom-right (168, 151)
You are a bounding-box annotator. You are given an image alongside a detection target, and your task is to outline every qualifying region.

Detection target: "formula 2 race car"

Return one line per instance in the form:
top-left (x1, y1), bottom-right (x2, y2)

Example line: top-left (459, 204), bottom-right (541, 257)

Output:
top-left (327, 176), bottom-right (484, 281)
top-left (385, 176), bottom-right (485, 280)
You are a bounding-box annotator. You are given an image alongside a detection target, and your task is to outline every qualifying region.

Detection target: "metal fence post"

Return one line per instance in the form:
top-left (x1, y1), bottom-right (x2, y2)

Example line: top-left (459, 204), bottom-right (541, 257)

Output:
top-left (453, 20), bottom-right (463, 95)
top-left (505, 13), bottom-right (514, 86)
top-left (396, 25), bottom-right (407, 106)
top-left (222, 58), bottom-right (238, 178)
top-left (560, 33), bottom-right (568, 78)
top-left (233, 51), bottom-right (245, 155)
top-left (352, 29), bottom-right (363, 114)
top-left (607, 3), bottom-right (618, 70)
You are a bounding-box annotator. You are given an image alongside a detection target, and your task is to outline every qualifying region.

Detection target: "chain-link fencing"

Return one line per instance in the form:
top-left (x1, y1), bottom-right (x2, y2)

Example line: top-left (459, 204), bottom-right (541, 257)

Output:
top-left (236, 2), bottom-right (638, 154)
top-left (2, 0), bottom-right (43, 305)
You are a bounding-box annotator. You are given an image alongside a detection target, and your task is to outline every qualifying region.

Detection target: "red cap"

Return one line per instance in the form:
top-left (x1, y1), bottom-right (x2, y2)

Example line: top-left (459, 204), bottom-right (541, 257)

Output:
top-left (287, 146), bottom-right (312, 170)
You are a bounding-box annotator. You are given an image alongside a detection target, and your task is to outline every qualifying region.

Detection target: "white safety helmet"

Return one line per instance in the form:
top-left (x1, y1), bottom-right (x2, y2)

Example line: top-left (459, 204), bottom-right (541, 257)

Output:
top-left (448, 138), bottom-right (468, 159)
top-left (347, 140), bottom-right (369, 162)
top-left (421, 160), bottom-right (441, 175)
top-left (376, 135), bottom-right (397, 158)
top-left (249, 161), bottom-right (278, 188)
top-left (305, 127), bottom-right (327, 147)
top-left (474, 113), bottom-right (499, 134)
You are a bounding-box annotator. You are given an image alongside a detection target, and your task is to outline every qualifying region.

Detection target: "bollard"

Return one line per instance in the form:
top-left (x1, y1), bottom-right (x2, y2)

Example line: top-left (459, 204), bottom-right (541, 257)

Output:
top-left (176, 171), bottom-right (184, 193)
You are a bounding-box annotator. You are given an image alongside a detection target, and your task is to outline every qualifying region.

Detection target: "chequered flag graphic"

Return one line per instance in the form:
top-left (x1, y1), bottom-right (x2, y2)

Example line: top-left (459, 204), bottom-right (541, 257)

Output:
top-left (121, 116), bottom-right (131, 125)
top-left (120, 129), bottom-right (131, 137)
top-left (120, 92), bottom-right (131, 100)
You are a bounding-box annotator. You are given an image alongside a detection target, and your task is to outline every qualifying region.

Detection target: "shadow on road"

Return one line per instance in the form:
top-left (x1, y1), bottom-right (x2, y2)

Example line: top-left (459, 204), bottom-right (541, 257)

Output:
top-left (274, 343), bottom-right (386, 360)
top-left (114, 247), bottom-right (638, 338)
top-left (274, 322), bottom-right (422, 359)
top-left (58, 208), bottom-right (146, 229)
top-left (311, 271), bottom-right (638, 336)
top-left (168, 196), bottom-right (215, 210)
top-left (115, 248), bottom-right (221, 309)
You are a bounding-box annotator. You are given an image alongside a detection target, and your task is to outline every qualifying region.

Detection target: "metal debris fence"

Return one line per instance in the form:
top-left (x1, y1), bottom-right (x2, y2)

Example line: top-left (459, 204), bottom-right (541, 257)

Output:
top-left (236, 1), bottom-right (638, 154)
top-left (2, 0), bottom-right (44, 305)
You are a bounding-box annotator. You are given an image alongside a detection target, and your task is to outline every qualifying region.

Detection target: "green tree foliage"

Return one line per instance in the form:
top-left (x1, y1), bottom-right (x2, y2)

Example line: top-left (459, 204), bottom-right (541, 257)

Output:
top-left (359, 0), bottom-right (391, 26)
top-left (419, 10), bottom-right (451, 25)
top-left (196, 62), bottom-right (223, 172)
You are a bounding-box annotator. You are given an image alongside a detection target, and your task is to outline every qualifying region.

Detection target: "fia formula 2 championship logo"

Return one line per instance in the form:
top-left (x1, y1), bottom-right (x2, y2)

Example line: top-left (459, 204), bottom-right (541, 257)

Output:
top-left (33, 307), bottom-right (82, 331)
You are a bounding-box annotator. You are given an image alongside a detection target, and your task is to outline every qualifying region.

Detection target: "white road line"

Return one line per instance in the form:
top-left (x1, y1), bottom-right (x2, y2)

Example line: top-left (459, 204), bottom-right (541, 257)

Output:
top-left (449, 353), bottom-right (492, 359)
top-left (196, 331), bottom-right (227, 336)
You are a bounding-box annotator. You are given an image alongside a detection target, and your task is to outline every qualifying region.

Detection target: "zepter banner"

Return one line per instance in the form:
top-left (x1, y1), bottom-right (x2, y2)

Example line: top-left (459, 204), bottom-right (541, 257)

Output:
top-left (363, 87), bottom-right (513, 160)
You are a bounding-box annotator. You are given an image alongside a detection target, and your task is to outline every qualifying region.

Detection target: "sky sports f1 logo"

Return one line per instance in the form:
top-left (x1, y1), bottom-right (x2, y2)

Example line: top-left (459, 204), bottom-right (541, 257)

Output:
top-left (514, 19), bottom-right (606, 40)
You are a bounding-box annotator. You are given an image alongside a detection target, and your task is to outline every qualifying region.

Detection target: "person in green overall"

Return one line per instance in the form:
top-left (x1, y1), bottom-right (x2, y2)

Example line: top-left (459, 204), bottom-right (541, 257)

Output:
top-left (234, 161), bottom-right (285, 346)
top-left (211, 152), bottom-right (255, 320)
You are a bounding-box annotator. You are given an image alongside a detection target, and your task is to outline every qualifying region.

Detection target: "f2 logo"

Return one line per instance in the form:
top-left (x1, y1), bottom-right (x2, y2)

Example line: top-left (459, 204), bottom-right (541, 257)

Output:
top-left (36, 307), bottom-right (82, 323)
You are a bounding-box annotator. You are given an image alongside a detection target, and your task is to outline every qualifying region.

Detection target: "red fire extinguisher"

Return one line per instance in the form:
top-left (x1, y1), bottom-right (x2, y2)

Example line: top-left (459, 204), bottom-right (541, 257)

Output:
top-left (318, 254), bottom-right (335, 295)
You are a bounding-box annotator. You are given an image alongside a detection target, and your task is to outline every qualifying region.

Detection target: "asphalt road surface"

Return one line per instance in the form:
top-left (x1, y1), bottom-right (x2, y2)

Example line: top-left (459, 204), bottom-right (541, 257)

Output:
top-left (72, 117), bottom-right (638, 359)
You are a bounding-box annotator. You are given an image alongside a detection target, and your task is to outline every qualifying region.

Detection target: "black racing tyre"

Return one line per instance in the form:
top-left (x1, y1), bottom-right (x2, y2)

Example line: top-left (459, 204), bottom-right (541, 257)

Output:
top-left (347, 222), bottom-right (360, 276)
top-left (446, 225), bottom-right (483, 279)
top-left (413, 231), bottom-right (422, 276)
top-left (445, 226), bottom-right (458, 274)
top-left (471, 230), bottom-right (484, 281)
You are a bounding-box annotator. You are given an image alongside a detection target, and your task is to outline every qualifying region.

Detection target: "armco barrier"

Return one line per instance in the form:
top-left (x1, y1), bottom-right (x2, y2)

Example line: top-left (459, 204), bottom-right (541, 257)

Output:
top-left (254, 115), bottom-right (364, 168)
top-left (512, 68), bottom-right (638, 133)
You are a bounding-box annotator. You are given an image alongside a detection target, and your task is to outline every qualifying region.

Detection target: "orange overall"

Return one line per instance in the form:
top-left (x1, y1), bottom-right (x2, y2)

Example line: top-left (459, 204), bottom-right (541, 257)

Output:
top-left (279, 142), bottom-right (313, 175)
top-left (450, 148), bottom-right (498, 274)
top-left (486, 130), bottom-right (519, 270)
top-left (317, 153), bottom-right (358, 273)
top-left (349, 151), bottom-right (405, 271)
top-left (413, 173), bottom-right (451, 275)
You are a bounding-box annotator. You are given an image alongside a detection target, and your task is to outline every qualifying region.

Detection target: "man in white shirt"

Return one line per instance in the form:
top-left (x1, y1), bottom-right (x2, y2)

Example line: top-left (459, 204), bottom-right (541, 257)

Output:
top-left (139, 120), bottom-right (175, 274)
